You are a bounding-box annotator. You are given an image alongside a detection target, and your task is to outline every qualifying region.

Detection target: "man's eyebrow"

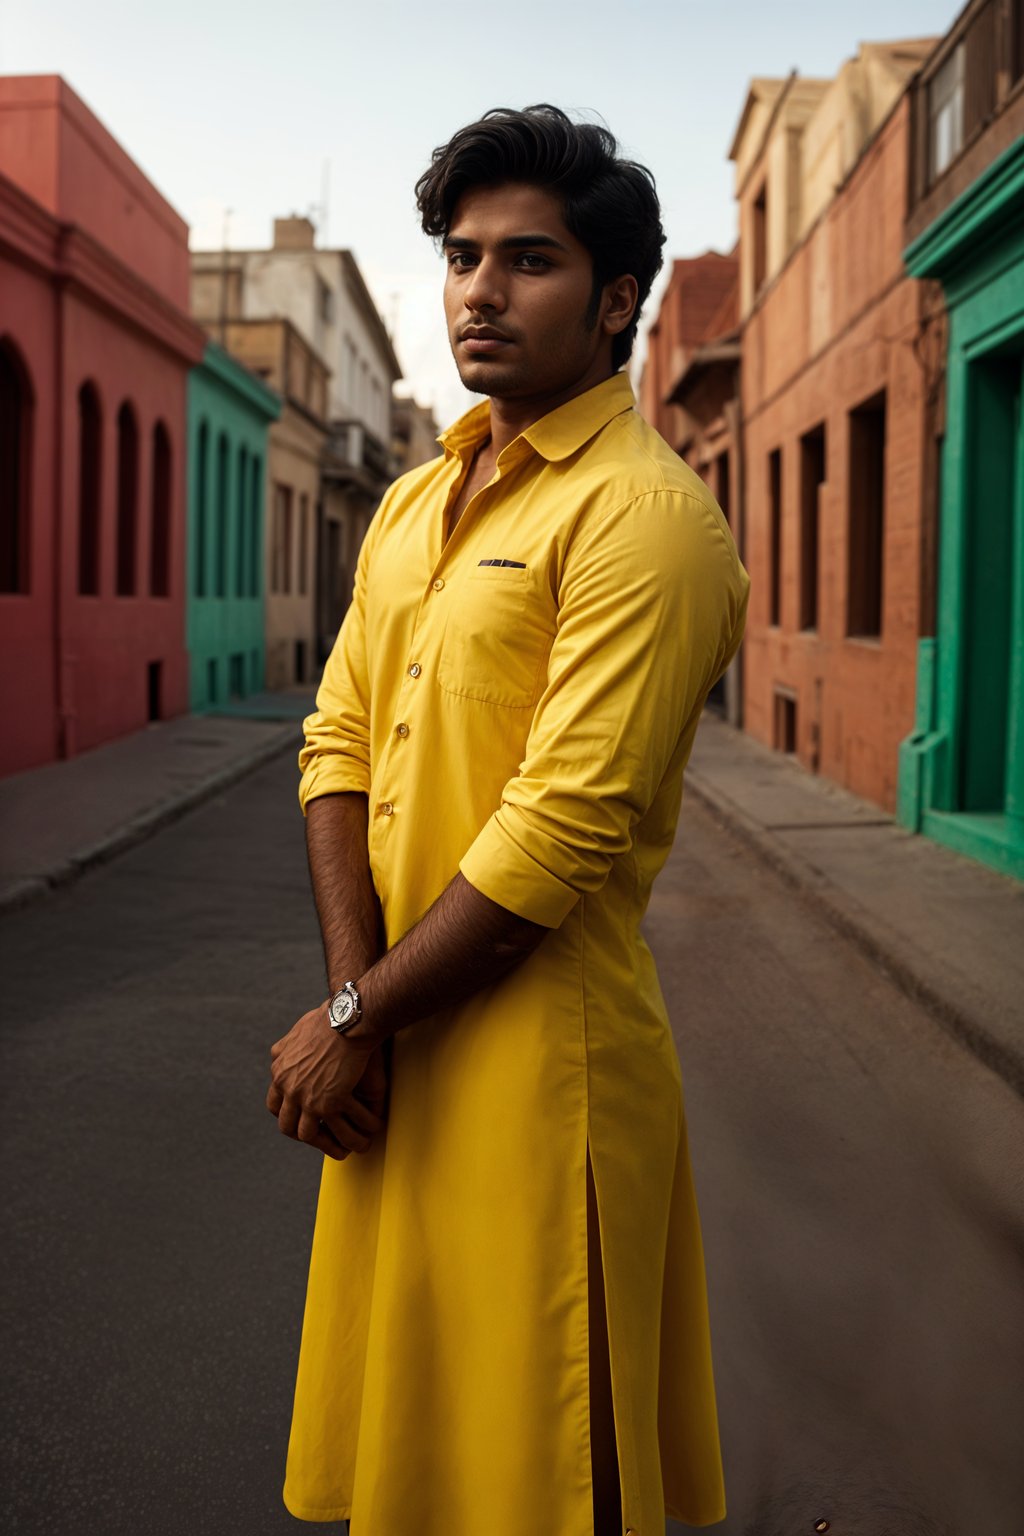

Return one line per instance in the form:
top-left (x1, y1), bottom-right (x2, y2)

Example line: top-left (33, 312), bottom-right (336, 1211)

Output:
top-left (443, 233), bottom-right (569, 253)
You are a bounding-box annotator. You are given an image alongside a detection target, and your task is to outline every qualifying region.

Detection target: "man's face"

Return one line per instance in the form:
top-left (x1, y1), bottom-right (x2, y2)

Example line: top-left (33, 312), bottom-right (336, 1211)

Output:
top-left (443, 181), bottom-right (609, 402)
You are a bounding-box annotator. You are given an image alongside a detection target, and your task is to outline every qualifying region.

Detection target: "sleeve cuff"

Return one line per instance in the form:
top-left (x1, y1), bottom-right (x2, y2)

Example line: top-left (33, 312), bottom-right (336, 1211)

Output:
top-left (298, 759), bottom-right (371, 815)
top-left (459, 812), bottom-right (580, 928)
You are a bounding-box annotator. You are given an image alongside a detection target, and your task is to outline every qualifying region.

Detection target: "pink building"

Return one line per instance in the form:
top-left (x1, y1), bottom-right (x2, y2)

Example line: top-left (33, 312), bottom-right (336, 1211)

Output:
top-left (0, 76), bottom-right (204, 776)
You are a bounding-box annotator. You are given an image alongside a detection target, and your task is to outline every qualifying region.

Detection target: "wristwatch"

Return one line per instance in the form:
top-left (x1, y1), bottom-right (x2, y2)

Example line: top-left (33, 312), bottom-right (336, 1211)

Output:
top-left (328, 981), bottom-right (363, 1036)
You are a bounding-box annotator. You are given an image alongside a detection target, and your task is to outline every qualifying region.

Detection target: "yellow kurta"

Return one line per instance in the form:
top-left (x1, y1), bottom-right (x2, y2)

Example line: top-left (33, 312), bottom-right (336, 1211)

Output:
top-left (285, 373), bottom-right (749, 1535)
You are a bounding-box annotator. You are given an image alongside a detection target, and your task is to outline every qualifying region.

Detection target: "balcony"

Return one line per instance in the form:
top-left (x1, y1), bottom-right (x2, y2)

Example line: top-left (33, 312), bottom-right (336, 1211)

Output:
top-left (907, 0), bottom-right (1024, 241)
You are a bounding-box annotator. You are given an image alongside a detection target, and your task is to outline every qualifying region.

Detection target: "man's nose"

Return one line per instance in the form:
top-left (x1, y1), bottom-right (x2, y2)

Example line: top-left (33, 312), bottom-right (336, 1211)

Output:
top-left (463, 257), bottom-right (506, 314)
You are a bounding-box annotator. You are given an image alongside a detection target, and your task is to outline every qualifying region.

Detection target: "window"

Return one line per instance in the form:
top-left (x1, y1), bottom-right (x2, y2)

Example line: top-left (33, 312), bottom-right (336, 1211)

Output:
top-left (298, 492), bottom-right (309, 594)
top-left (768, 448), bottom-right (782, 627)
top-left (272, 484), bottom-right (293, 593)
top-left (774, 689), bottom-right (797, 754)
top-left (215, 432), bottom-right (229, 598)
top-left (799, 424), bottom-right (826, 632)
top-left (115, 402), bottom-right (139, 596)
top-left (195, 421), bottom-right (209, 597)
top-left (147, 660), bottom-right (163, 722)
top-left (0, 338), bottom-right (32, 595)
top-left (930, 43), bottom-right (964, 178)
top-left (752, 180), bottom-right (768, 295)
top-left (207, 657), bottom-right (218, 705)
top-left (317, 276), bottom-right (334, 324)
top-left (249, 454), bottom-right (261, 597)
top-left (236, 446), bottom-right (249, 597)
top-left (847, 391), bottom-right (886, 638)
top-left (344, 338), bottom-right (356, 406)
top-left (77, 382), bottom-right (102, 596)
top-left (229, 652), bottom-right (246, 698)
top-left (150, 421), bottom-right (171, 597)
top-left (716, 450), bottom-right (731, 525)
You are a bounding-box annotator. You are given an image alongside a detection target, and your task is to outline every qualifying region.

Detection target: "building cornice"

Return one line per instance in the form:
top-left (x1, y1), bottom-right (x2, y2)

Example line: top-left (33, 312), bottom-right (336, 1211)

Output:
top-left (1, 169), bottom-right (205, 366)
top-left (58, 226), bottom-right (206, 365)
top-left (0, 168), bottom-right (60, 276)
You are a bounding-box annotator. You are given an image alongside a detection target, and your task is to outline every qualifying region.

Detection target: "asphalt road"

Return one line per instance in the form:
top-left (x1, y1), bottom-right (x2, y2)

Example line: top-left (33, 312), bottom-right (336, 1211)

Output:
top-left (2, 752), bottom-right (1021, 1535)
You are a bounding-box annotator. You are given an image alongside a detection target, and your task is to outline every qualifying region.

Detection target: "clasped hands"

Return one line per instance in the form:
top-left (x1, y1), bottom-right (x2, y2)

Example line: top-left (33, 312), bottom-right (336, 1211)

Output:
top-left (266, 1001), bottom-right (388, 1161)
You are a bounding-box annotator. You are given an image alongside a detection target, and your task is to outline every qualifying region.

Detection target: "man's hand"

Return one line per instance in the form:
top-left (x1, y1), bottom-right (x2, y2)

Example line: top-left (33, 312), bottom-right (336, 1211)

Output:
top-left (266, 1003), bottom-right (387, 1161)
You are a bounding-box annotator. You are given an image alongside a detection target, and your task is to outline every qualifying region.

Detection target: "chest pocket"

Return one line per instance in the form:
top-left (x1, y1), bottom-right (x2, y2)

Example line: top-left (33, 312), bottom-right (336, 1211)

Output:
top-left (437, 564), bottom-right (554, 709)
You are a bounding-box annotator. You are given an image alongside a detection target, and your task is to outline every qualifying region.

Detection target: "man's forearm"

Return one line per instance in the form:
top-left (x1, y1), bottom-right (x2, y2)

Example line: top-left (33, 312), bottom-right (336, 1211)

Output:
top-left (305, 793), bottom-right (382, 993)
top-left (354, 872), bottom-right (548, 1045)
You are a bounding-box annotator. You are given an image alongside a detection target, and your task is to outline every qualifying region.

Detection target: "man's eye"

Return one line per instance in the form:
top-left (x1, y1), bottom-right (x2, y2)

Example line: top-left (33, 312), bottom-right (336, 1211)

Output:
top-left (447, 253), bottom-right (475, 269)
top-left (517, 253), bottom-right (550, 269)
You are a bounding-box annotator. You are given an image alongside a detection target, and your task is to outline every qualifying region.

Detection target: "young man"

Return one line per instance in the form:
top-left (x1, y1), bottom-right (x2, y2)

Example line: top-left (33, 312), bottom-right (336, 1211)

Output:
top-left (267, 104), bottom-right (749, 1536)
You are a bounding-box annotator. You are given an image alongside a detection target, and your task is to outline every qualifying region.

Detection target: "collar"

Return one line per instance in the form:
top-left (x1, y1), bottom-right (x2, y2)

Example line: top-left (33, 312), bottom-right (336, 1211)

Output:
top-left (437, 372), bottom-right (635, 466)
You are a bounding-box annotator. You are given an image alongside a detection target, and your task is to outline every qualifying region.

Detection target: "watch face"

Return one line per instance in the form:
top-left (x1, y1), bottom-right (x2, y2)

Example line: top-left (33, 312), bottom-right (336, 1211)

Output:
top-left (330, 993), bottom-right (355, 1028)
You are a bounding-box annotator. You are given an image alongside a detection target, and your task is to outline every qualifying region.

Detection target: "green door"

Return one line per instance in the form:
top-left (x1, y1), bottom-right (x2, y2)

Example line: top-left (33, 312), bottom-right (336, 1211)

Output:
top-left (960, 350), bottom-right (1024, 822)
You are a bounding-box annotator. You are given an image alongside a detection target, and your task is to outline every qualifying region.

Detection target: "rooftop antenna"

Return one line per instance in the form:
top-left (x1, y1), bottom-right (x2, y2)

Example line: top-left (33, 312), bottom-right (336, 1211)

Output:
top-left (307, 159), bottom-right (332, 247)
top-left (219, 206), bottom-right (233, 346)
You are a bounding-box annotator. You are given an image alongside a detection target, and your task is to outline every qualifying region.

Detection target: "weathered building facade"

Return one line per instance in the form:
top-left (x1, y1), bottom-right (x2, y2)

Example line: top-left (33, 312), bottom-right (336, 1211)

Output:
top-left (0, 76), bottom-right (204, 776)
top-left (191, 219), bottom-right (402, 671)
top-left (897, 0), bottom-right (1024, 879)
top-left (201, 318), bottom-right (331, 689)
top-left (732, 41), bottom-right (938, 809)
top-left (640, 252), bottom-right (742, 719)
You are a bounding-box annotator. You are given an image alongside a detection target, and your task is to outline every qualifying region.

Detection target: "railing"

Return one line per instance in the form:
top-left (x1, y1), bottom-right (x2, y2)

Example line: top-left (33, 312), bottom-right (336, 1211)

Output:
top-left (908, 0), bottom-right (1023, 209)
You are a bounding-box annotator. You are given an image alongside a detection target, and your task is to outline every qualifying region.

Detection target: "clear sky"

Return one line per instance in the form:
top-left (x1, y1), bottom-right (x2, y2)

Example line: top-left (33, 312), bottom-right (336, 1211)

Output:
top-left (1, 0), bottom-right (960, 428)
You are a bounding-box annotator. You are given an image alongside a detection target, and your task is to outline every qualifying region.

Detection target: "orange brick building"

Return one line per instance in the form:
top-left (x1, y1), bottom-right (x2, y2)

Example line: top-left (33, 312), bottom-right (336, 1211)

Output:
top-left (640, 252), bottom-right (742, 719)
top-left (731, 42), bottom-right (940, 809)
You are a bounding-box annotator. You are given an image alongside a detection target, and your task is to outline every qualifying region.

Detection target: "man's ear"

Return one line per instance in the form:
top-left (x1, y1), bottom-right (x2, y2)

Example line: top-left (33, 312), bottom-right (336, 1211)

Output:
top-left (601, 275), bottom-right (639, 338)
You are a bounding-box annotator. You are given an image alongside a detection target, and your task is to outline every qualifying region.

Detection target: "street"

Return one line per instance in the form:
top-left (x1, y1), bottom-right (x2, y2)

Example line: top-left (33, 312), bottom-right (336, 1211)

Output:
top-left (2, 751), bottom-right (1022, 1535)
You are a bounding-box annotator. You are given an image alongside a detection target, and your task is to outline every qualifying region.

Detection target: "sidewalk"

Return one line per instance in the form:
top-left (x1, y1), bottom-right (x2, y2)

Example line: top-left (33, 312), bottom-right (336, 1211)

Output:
top-left (685, 713), bottom-right (1024, 1094)
top-left (0, 692), bottom-right (315, 915)
top-left (3, 696), bottom-right (1021, 1093)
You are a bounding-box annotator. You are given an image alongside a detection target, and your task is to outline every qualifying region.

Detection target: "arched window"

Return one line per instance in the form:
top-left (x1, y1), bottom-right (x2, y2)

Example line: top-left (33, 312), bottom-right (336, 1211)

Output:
top-left (115, 401), bottom-right (139, 596)
top-left (195, 420), bottom-right (209, 597)
top-left (77, 382), bottom-right (102, 595)
top-left (0, 336), bottom-right (33, 595)
top-left (249, 454), bottom-right (262, 596)
top-left (150, 421), bottom-right (172, 597)
top-left (236, 445), bottom-right (248, 597)
top-left (215, 431), bottom-right (229, 598)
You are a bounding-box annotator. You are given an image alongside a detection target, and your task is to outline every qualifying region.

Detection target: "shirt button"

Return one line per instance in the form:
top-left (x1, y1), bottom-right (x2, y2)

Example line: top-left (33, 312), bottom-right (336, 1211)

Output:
top-left (432, 577), bottom-right (445, 591)
top-left (380, 801), bottom-right (394, 817)
top-left (396, 722), bottom-right (409, 738)
top-left (408, 662), bottom-right (422, 678)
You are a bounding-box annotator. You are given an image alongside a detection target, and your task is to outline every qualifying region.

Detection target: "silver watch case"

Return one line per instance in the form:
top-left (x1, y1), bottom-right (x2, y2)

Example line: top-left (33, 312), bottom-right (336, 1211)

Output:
top-left (328, 981), bottom-right (362, 1034)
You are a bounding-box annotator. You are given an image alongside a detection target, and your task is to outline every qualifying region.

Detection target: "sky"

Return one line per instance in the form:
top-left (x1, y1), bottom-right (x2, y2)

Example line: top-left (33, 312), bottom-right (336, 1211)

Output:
top-left (1, 0), bottom-right (960, 429)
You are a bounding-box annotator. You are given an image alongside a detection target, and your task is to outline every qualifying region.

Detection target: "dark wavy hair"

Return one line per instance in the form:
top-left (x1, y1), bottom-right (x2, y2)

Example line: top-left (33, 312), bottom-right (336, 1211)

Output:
top-left (415, 104), bottom-right (665, 370)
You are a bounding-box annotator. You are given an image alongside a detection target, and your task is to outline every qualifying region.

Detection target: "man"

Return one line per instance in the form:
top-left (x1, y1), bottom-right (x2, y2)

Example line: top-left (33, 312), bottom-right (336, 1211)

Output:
top-left (267, 104), bottom-right (749, 1536)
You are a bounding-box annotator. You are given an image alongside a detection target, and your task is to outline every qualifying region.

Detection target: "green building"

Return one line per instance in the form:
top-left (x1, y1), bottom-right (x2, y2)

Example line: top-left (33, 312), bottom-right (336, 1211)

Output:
top-left (187, 342), bottom-right (281, 710)
top-left (897, 3), bottom-right (1024, 881)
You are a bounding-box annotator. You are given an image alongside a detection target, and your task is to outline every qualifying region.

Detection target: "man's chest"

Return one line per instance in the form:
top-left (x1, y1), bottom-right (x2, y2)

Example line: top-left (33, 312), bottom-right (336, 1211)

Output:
top-left (363, 479), bottom-right (565, 713)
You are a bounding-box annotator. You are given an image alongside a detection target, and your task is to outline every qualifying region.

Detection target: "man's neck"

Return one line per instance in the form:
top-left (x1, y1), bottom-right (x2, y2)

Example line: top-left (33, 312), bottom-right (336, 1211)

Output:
top-left (484, 362), bottom-right (617, 459)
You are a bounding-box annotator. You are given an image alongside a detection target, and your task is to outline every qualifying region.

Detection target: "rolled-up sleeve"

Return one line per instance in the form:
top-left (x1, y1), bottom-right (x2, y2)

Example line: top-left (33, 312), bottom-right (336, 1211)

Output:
top-left (459, 490), bottom-right (749, 925)
top-left (297, 508), bottom-right (382, 813)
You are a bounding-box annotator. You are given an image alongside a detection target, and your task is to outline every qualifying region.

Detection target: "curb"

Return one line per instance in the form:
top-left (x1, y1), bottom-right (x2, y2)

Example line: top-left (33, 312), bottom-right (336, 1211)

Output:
top-left (0, 725), bottom-right (299, 920)
top-left (684, 769), bottom-right (1024, 1099)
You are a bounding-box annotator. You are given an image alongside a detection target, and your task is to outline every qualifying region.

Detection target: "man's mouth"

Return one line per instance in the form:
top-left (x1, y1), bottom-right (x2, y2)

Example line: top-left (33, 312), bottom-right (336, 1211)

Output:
top-left (459, 327), bottom-right (513, 354)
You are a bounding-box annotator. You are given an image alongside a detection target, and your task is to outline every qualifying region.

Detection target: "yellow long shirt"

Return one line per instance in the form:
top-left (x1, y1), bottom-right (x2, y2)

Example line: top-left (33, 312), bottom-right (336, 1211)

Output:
top-left (286, 371), bottom-right (750, 1535)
